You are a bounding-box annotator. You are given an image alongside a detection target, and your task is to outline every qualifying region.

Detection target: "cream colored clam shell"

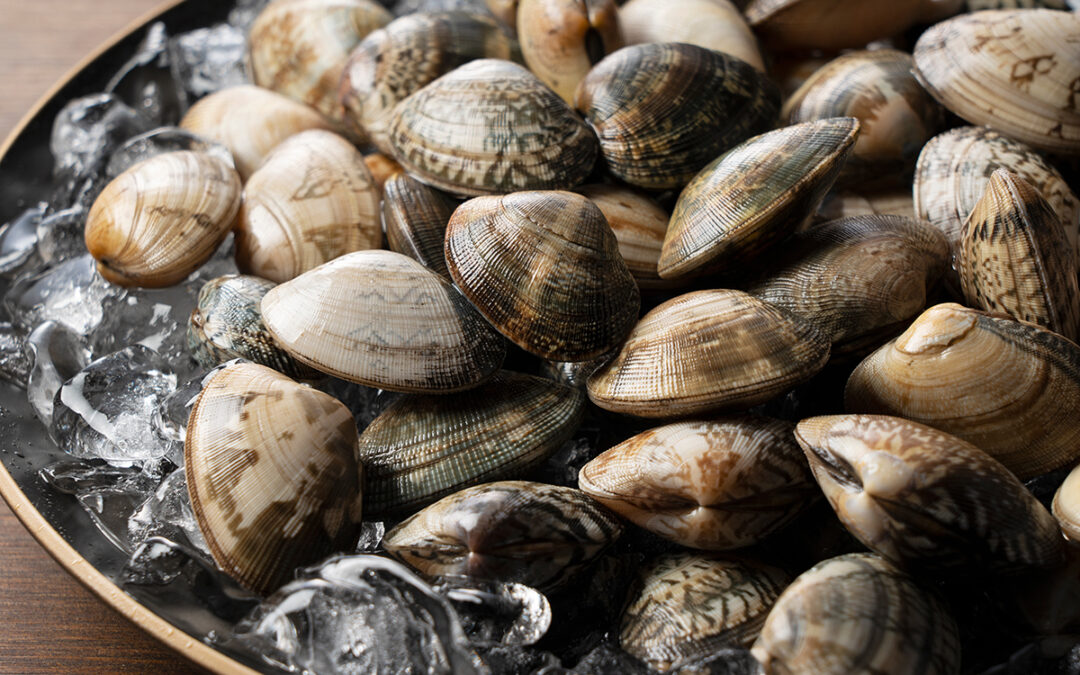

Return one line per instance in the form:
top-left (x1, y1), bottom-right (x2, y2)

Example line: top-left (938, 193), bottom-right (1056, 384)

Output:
top-left (1053, 463), bottom-right (1080, 541)
top-left (618, 0), bottom-right (764, 72)
top-left (575, 184), bottom-right (673, 290)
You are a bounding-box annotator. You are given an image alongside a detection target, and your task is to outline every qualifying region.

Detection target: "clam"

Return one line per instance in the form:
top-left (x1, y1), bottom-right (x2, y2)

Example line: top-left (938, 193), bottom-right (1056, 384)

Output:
top-left (486, 0), bottom-right (519, 29)
top-left (796, 414), bottom-right (1065, 574)
top-left (383, 480), bottom-right (623, 590)
top-left (618, 0), bottom-right (764, 72)
top-left (445, 190), bottom-right (640, 361)
top-left (751, 553), bottom-right (962, 675)
top-left (845, 303), bottom-right (1080, 479)
top-left (968, 0), bottom-right (1073, 7)
top-left (260, 249), bottom-right (507, 392)
top-left (959, 169), bottom-right (1080, 341)
top-left (621, 553), bottom-right (791, 672)
top-left (578, 416), bottom-right (819, 550)
top-left (573, 42), bottom-right (780, 190)
top-left (85, 151), bottom-right (241, 288)
top-left (1053, 463), bottom-right (1080, 541)
top-left (659, 118), bottom-right (860, 281)
top-left (574, 184), bottom-right (673, 290)
top-left (382, 172), bottom-right (457, 278)
top-left (358, 370), bottom-right (584, 516)
top-left (814, 188), bottom-right (916, 225)
top-left (363, 152), bottom-right (403, 194)
top-left (235, 129), bottom-right (382, 283)
top-left (914, 9), bottom-right (1080, 155)
top-left (587, 289), bottom-right (831, 418)
top-left (185, 361), bottom-right (363, 594)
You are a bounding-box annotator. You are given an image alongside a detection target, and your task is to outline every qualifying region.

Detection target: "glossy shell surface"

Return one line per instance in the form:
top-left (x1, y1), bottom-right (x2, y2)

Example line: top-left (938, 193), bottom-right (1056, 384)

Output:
top-left (575, 183), bottom-right (672, 290)
top-left (618, 0), bottom-right (764, 72)
top-left (382, 172), bottom-right (457, 278)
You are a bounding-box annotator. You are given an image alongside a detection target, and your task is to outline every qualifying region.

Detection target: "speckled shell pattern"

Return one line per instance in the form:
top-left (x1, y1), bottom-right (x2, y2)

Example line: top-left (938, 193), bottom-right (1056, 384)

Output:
top-left (445, 190), bottom-right (640, 361)
top-left (795, 414), bottom-right (1065, 574)
top-left (845, 303), bottom-right (1080, 480)
top-left (339, 10), bottom-right (522, 153)
top-left (387, 59), bottom-right (598, 196)
top-left (383, 480), bottom-right (623, 590)
top-left (184, 361), bottom-right (363, 595)
top-left (84, 151), bottom-right (241, 288)
top-left (750, 554), bottom-right (962, 675)
top-left (574, 183), bottom-right (673, 290)
top-left (357, 370), bottom-right (585, 516)
top-left (260, 249), bottom-right (507, 392)
top-left (235, 130), bottom-right (382, 284)
top-left (578, 416), bottom-right (818, 550)
top-left (620, 554), bottom-right (791, 672)
top-left (586, 289), bottom-right (831, 418)
top-left (745, 0), bottom-right (946, 51)
top-left (618, 0), bottom-right (765, 72)
top-left (381, 172), bottom-right (457, 278)
top-left (659, 118), bottom-right (860, 281)
top-left (1053, 463), bottom-right (1080, 541)
top-left (914, 9), bottom-right (1080, 155)
top-left (573, 42), bottom-right (780, 190)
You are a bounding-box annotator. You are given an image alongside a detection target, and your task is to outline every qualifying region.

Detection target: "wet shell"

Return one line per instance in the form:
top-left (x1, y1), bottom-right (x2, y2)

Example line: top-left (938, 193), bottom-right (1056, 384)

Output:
top-left (1052, 463), bottom-right (1080, 541)
top-left (621, 554), bottom-right (791, 672)
top-left (249, 0), bottom-right (392, 123)
top-left (573, 42), bottom-right (780, 190)
top-left (845, 303), bottom-right (1080, 479)
top-left (445, 191), bottom-right (640, 361)
top-left (383, 480), bottom-right (623, 590)
top-left (261, 249), bottom-right (507, 392)
top-left (85, 151), bottom-right (241, 288)
top-left (578, 416), bottom-right (819, 550)
top-left (185, 361), bottom-right (362, 595)
top-left (618, 0), bottom-right (764, 72)
top-left (796, 414), bottom-right (1065, 574)
top-left (575, 184), bottom-right (672, 290)
top-left (751, 553), bottom-right (962, 675)
top-left (959, 169), bottom-right (1080, 341)
top-left (382, 172), bottom-right (457, 278)
top-left (914, 9), bottom-right (1080, 155)
top-left (660, 118), bottom-right (860, 281)
top-left (745, 0), bottom-right (950, 51)
top-left (179, 85), bottom-right (334, 180)
top-left (358, 370), bottom-right (584, 516)
top-left (814, 188), bottom-right (916, 225)
top-left (387, 59), bottom-right (598, 196)
top-left (587, 289), bottom-right (831, 418)
top-left (339, 11), bottom-right (521, 154)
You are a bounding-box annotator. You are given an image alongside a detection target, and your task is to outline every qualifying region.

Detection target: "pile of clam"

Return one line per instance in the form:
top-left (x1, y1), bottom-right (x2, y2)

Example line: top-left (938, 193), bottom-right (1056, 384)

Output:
top-left (78, 0), bottom-right (1080, 672)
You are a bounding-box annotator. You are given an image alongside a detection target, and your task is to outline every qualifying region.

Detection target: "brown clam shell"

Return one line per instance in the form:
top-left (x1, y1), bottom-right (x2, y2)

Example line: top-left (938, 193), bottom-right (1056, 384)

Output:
top-left (382, 172), bottom-right (457, 278)
top-left (618, 0), bottom-right (764, 72)
top-left (574, 184), bottom-right (672, 290)
top-left (745, 0), bottom-right (950, 50)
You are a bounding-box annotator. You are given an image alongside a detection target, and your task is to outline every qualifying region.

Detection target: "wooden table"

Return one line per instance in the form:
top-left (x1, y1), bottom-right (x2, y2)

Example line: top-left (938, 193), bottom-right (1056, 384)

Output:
top-left (0, 1), bottom-right (209, 672)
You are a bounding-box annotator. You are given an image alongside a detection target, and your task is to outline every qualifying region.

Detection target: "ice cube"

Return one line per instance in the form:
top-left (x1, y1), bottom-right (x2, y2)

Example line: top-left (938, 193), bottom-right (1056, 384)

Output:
top-left (128, 467), bottom-right (209, 555)
top-left (0, 322), bottom-right (30, 388)
top-left (105, 126), bottom-right (234, 179)
top-left (35, 207), bottom-right (87, 265)
top-left (89, 287), bottom-right (200, 381)
top-left (434, 577), bottom-right (552, 647)
top-left (153, 370), bottom-right (211, 444)
top-left (168, 24), bottom-right (249, 101)
top-left (355, 520), bottom-right (386, 553)
top-left (4, 254), bottom-right (126, 336)
top-left (317, 378), bottom-right (399, 432)
top-left (25, 321), bottom-right (91, 425)
top-left (106, 22), bottom-right (187, 126)
top-left (0, 204), bottom-right (45, 276)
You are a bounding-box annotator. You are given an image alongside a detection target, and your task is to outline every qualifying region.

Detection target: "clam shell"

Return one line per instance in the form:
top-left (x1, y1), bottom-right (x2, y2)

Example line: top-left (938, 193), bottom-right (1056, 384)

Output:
top-left (574, 184), bottom-right (673, 290)
top-left (845, 302), bottom-right (1080, 479)
top-left (261, 249), bottom-right (507, 392)
top-left (445, 190), bottom-right (640, 361)
top-left (578, 416), bottom-right (818, 550)
top-left (745, 0), bottom-right (951, 50)
top-left (659, 118), bottom-right (860, 281)
top-left (618, 0), bottom-right (764, 72)
top-left (383, 480), bottom-right (623, 590)
top-left (382, 172), bottom-right (457, 278)
top-left (185, 361), bottom-right (362, 594)
top-left (235, 129), bottom-right (382, 283)
top-left (363, 152), bottom-right (403, 194)
top-left (621, 553), bottom-right (791, 672)
top-left (751, 554), bottom-right (961, 675)
top-left (1052, 463), bottom-right (1080, 541)
top-left (486, 0), bottom-right (520, 28)
top-left (85, 151), bottom-right (241, 288)
top-left (587, 289), bottom-right (831, 418)
top-left (968, 0), bottom-right (1073, 7)
top-left (388, 59), bottom-right (598, 196)
top-left (796, 414), bottom-right (1065, 574)
top-left (814, 188), bottom-right (916, 224)
top-left (358, 370), bottom-right (584, 516)
top-left (914, 9), bottom-right (1080, 155)
top-left (573, 42), bottom-right (780, 190)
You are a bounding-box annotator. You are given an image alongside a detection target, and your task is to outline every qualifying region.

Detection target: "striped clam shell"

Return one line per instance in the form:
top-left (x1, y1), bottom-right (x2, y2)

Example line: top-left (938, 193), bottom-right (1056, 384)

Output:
top-left (382, 172), bottom-right (458, 278)
top-left (574, 183), bottom-right (674, 290)
top-left (358, 370), bottom-right (585, 517)
top-left (578, 416), bottom-right (818, 550)
top-left (618, 0), bottom-right (765, 72)
top-left (796, 414), bottom-right (1065, 574)
top-left (751, 553), bottom-right (962, 675)
top-left (383, 480), bottom-right (623, 590)
top-left (621, 553), bottom-right (791, 672)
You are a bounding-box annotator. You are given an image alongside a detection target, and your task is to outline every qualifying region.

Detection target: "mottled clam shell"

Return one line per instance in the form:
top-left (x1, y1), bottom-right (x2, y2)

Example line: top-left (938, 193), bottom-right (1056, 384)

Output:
top-left (845, 303), bottom-right (1080, 479)
top-left (445, 190), bottom-right (640, 361)
top-left (575, 184), bottom-right (673, 290)
top-left (751, 554), bottom-right (961, 675)
top-left (914, 9), bottom-right (1080, 155)
top-left (388, 59), bottom-right (598, 196)
top-left (382, 172), bottom-right (457, 278)
top-left (249, 0), bottom-right (392, 123)
top-left (618, 0), bottom-right (764, 72)
top-left (185, 361), bottom-right (362, 594)
top-left (621, 554), bottom-right (791, 672)
top-left (339, 11), bottom-right (521, 154)
top-left (574, 42), bottom-right (780, 190)
top-left (1052, 463), bottom-right (1080, 541)
top-left (261, 249), bottom-right (506, 392)
top-left (587, 290), bottom-right (831, 418)
top-left (235, 130), bottom-right (382, 284)
top-left (383, 480), bottom-right (623, 590)
top-left (659, 118), bottom-right (860, 281)
top-left (578, 416), bottom-right (818, 550)
top-left (358, 370), bottom-right (584, 516)
top-left (745, 0), bottom-right (950, 50)
top-left (85, 151), bottom-right (241, 288)
top-left (959, 169), bottom-right (1080, 341)
top-left (796, 414), bottom-right (1065, 574)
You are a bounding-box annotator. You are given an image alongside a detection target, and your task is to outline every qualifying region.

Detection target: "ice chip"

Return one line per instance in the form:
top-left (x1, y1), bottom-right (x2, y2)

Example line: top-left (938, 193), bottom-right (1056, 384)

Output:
top-left (90, 287), bottom-right (200, 381)
top-left (25, 320), bottom-right (91, 424)
top-left (434, 577), bottom-right (552, 647)
top-left (128, 467), bottom-right (209, 555)
top-left (0, 204), bottom-right (45, 276)
top-left (477, 645), bottom-right (561, 675)
top-left (153, 371), bottom-right (209, 444)
top-left (355, 520), bottom-right (386, 553)
top-left (4, 254), bottom-right (126, 336)
top-left (106, 126), bottom-right (234, 178)
top-left (0, 322), bottom-right (30, 388)
top-left (106, 22), bottom-right (187, 125)
top-left (35, 206), bottom-right (87, 265)
top-left (168, 24), bottom-right (249, 101)
top-left (182, 233), bottom-right (239, 296)
top-left (317, 378), bottom-right (400, 433)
